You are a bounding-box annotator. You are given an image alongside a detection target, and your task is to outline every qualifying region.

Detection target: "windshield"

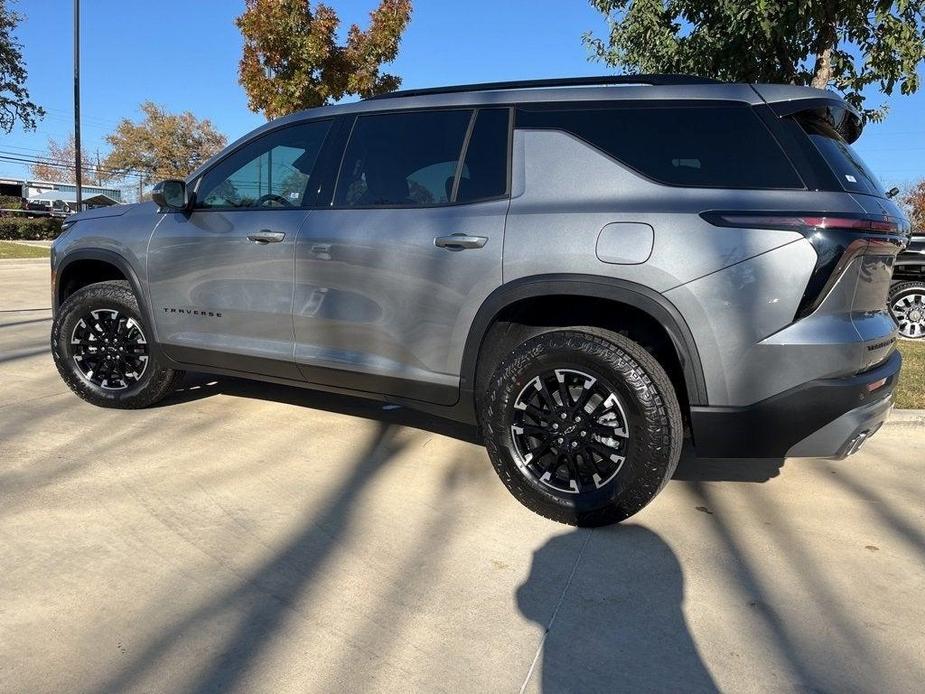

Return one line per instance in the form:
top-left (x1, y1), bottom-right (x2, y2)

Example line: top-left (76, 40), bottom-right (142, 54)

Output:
top-left (798, 116), bottom-right (884, 197)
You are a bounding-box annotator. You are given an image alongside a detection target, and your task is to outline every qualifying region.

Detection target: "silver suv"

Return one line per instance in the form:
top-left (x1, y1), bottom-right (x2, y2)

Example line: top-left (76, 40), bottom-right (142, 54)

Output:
top-left (50, 75), bottom-right (908, 526)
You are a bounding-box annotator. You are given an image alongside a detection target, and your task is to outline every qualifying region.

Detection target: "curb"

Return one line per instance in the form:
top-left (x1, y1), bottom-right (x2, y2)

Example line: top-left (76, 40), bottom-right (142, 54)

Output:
top-left (885, 409), bottom-right (925, 427)
top-left (0, 257), bottom-right (49, 264)
top-left (4, 240), bottom-right (53, 247)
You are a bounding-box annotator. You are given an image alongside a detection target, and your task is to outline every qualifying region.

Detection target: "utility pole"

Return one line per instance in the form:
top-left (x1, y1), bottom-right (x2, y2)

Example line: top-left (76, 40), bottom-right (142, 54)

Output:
top-left (73, 0), bottom-right (82, 211)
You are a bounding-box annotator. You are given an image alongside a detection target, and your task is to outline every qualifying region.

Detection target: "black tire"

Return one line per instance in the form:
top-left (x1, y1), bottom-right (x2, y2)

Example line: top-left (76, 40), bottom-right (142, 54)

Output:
top-left (889, 281), bottom-right (925, 341)
top-left (51, 280), bottom-right (184, 408)
top-left (480, 328), bottom-right (682, 527)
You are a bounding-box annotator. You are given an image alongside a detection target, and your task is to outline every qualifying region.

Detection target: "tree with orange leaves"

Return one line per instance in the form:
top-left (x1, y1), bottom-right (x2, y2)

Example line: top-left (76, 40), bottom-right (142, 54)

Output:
top-left (235, 0), bottom-right (412, 120)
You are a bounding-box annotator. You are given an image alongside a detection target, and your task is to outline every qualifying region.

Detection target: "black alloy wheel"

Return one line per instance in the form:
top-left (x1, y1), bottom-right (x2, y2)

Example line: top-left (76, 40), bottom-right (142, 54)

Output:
top-left (510, 368), bottom-right (629, 495)
top-left (70, 308), bottom-right (150, 390)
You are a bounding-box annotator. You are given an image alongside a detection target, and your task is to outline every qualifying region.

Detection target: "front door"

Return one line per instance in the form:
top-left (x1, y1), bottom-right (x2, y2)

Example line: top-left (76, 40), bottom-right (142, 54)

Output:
top-left (293, 108), bottom-right (511, 403)
top-left (147, 119), bottom-right (332, 378)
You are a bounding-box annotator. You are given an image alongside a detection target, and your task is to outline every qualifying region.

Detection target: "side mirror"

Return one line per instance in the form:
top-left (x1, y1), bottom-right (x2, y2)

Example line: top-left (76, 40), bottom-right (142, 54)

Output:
top-left (151, 179), bottom-right (189, 211)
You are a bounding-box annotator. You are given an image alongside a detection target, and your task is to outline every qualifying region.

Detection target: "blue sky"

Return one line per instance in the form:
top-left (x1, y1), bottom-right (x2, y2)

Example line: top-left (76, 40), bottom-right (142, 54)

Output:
top-left (3, 0), bottom-right (923, 192)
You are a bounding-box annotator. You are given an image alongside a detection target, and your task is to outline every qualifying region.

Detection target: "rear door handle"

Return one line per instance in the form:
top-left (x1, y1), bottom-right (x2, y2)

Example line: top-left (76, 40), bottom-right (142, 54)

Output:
top-left (434, 234), bottom-right (488, 250)
top-left (247, 230), bottom-right (286, 244)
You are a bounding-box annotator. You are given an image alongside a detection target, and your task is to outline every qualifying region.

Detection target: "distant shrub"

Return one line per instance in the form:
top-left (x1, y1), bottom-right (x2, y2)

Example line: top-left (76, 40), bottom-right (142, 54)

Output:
top-left (0, 195), bottom-right (23, 209)
top-left (0, 216), bottom-right (63, 240)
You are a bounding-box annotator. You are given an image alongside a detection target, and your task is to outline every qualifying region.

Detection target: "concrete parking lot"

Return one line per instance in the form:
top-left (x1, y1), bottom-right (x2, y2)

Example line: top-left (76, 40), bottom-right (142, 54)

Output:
top-left (1, 258), bottom-right (924, 693)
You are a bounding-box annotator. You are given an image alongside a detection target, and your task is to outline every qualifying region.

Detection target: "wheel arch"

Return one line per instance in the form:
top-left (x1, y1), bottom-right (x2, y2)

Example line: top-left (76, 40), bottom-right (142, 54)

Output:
top-left (54, 249), bottom-right (155, 339)
top-left (460, 274), bottom-right (708, 417)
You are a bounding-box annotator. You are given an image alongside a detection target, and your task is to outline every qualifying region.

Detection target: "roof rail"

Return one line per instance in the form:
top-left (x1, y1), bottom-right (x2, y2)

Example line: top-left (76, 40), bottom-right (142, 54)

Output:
top-left (366, 74), bottom-right (721, 100)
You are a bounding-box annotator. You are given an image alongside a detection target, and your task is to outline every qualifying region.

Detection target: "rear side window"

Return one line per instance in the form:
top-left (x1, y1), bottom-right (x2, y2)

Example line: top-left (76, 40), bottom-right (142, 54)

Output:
top-left (335, 110), bottom-right (472, 207)
top-left (516, 104), bottom-right (803, 189)
top-left (796, 115), bottom-right (883, 196)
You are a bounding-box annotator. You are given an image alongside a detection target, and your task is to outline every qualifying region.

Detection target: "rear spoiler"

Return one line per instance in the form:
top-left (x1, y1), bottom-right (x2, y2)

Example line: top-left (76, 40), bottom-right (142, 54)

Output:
top-left (748, 85), bottom-right (863, 143)
top-left (771, 98), bottom-right (862, 143)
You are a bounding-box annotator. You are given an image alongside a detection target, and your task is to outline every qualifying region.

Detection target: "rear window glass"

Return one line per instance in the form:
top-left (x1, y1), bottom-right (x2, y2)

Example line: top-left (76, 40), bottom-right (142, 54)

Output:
top-left (516, 104), bottom-right (803, 189)
top-left (796, 116), bottom-right (883, 196)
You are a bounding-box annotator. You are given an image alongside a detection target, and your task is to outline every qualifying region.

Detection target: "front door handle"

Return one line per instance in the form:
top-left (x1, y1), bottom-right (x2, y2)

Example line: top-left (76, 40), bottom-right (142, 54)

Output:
top-left (434, 234), bottom-right (488, 250)
top-left (248, 230), bottom-right (286, 244)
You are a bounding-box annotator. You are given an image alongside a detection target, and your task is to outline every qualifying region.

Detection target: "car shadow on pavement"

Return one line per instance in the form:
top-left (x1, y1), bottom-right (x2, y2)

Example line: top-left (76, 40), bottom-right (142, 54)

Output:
top-left (673, 443), bottom-right (785, 483)
top-left (517, 525), bottom-right (718, 692)
top-left (158, 372), bottom-right (482, 443)
top-left (162, 374), bottom-right (785, 481)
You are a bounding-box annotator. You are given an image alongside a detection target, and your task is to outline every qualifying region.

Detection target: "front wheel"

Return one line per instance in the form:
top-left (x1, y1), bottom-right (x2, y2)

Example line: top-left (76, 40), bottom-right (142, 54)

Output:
top-left (480, 328), bottom-right (682, 527)
top-left (52, 280), bottom-right (184, 408)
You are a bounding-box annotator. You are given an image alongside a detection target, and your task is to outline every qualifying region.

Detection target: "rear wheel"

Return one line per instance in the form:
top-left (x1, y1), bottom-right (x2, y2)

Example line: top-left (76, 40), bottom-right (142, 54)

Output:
top-left (52, 280), bottom-right (184, 408)
top-left (480, 328), bottom-right (682, 526)
top-left (889, 281), bottom-right (925, 340)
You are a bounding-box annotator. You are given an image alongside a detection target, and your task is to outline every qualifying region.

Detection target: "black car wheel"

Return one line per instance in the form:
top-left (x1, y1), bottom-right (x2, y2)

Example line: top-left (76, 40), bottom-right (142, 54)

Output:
top-left (52, 280), bottom-right (184, 408)
top-left (889, 281), bottom-right (925, 340)
top-left (480, 328), bottom-right (682, 527)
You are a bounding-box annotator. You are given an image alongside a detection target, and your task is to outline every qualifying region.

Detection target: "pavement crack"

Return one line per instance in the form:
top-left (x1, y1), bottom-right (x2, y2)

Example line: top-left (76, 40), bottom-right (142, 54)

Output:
top-left (519, 528), bottom-right (593, 694)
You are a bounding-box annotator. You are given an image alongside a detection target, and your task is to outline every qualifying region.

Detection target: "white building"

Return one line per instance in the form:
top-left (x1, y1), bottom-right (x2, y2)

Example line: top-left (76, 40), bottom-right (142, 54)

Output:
top-left (0, 177), bottom-right (123, 210)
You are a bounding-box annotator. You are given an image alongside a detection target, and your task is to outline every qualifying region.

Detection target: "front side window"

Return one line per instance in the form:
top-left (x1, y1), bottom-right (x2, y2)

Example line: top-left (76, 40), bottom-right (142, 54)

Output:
top-left (334, 110), bottom-right (472, 207)
top-left (195, 120), bottom-right (332, 209)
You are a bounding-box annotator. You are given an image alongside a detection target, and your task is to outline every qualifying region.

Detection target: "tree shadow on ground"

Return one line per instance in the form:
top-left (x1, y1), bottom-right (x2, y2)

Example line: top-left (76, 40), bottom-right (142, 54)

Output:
top-left (92, 422), bottom-right (407, 694)
top-left (517, 525), bottom-right (718, 693)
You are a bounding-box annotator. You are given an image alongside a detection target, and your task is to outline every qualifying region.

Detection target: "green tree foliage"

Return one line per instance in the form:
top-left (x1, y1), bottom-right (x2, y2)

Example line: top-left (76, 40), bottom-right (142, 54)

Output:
top-left (584, 0), bottom-right (925, 121)
top-left (236, 0), bottom-right (412, 119)
top-left (103, 102), bottom-right (227, 181)
top-left (0, 0), bottom-right (43, 132)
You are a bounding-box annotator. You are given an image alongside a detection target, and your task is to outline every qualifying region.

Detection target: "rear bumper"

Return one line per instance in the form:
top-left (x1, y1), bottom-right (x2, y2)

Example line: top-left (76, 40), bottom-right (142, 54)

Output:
top-left (690, 350), bottom-right (901, 459)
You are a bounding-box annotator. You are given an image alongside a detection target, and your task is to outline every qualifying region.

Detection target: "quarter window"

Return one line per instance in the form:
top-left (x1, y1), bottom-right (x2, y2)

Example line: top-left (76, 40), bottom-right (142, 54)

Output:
top-left (796, 115), bottom-right (884, 196)
top-left (516, 104), bottom-right (803, 189)
top-left (195, 120), bottom-right (332, 209)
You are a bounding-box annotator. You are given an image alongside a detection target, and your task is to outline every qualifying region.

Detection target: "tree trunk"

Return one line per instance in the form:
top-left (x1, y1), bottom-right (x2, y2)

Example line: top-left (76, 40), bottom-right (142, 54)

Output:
top-left (811, 45), bottom-right (834, 88)
top-left (811, 0), bottom-right (837, 89)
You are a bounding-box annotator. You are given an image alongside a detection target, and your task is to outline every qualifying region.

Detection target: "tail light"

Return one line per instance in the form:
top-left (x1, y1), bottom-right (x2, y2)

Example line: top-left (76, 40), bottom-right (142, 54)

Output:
top-left (702, 213), bottom-right (902, 235)
top-left (701, 211), bottom-right (908, 319)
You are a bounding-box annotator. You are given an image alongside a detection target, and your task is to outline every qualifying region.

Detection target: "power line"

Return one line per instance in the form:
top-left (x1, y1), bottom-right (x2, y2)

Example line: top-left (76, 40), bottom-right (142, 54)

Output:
top-left (0, 151), bottom-right (146, 180)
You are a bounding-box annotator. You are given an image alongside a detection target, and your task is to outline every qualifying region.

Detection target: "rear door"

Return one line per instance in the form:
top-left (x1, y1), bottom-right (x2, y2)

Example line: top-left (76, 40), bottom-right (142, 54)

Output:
top-left (147, 119), bottom-right (332, 378)
top-left (293, 108), bottom-right (511, 404)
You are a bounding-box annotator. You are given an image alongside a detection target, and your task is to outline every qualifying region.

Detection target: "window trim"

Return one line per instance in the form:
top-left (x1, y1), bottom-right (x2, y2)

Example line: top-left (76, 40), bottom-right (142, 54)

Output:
top-left (514, 100), bottom-right (808, 192)
top-left (450, 111), bottom-right (479, 203)
top-left (190, 118), bottom-right (335, 212)
top-left (328, 106), bottom-right (514, 210)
